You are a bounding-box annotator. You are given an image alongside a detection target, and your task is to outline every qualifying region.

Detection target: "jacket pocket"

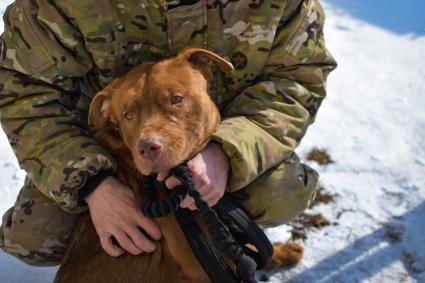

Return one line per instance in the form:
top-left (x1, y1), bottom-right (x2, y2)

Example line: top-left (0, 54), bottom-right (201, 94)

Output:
top-left (2, 1), bottom-right (55, 74)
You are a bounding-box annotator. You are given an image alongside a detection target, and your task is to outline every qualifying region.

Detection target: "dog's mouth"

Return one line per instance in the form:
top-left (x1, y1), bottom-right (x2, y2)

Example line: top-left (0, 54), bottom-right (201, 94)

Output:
top-left (132, 146), bottom-right (187, 176)
top-left (141, 161), bottom-right (176, 175)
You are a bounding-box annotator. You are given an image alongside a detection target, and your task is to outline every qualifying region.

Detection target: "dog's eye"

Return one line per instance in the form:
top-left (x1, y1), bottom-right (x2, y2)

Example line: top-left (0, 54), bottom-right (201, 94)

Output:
top-left (171, 94), bottom-right (184, 105)
top-left (123, 111), bottom-right (134, 121)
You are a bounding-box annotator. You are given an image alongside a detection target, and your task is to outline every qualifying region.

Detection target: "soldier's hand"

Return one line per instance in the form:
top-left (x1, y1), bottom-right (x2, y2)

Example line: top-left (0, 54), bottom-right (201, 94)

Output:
top-left (85, 176), bottom-right (162, 257)
top-left (157, 142), bottom-right (230, 209)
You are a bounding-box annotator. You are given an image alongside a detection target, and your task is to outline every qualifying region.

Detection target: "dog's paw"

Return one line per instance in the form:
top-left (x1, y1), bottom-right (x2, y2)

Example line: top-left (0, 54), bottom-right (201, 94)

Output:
top-left (266, 242), bottom-right (304, 270)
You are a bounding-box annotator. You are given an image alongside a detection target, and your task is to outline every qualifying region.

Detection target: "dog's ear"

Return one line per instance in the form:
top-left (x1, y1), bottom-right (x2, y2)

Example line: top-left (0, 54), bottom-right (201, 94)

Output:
top-left (88, 91), bottom-right (112, 130)
top-left (179, 48), bottom-right (234, 80)
top-left (88, 78), bottom-right (121, 130)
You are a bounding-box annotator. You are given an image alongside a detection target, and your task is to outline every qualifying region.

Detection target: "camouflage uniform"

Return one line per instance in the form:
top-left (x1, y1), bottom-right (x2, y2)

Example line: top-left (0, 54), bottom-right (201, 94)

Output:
top-left (0, 0), bottom-right (336, 266)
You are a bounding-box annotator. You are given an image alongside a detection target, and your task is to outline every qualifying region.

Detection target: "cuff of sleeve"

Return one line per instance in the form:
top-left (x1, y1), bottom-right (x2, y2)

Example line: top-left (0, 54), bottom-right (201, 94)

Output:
top-left (211, 118), bottom-right (258, 192)
top-left (77, 170), bottom-right (115, 207)
top-left (211, 117), bottom-right (288, 192)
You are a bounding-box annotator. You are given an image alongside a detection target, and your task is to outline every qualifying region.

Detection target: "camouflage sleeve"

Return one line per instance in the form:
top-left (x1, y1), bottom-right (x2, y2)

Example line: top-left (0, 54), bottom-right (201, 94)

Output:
top-left (0, 1), bottom-right (116, 213)
top-left (211, 0), bottom-right (337, 192)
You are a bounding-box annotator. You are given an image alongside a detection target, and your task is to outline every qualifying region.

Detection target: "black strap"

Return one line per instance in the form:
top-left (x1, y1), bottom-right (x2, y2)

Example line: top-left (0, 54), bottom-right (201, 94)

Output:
top-left (140, 165), bottom-right (272, 283)
top-left (140, 175), bottom-right (187, 218)
top-left (213, 196), bottom-right (273, 270)
top-left (170, 165), bottom-right (257, 283)
top-left (175, 208), bottom-right (239, 283)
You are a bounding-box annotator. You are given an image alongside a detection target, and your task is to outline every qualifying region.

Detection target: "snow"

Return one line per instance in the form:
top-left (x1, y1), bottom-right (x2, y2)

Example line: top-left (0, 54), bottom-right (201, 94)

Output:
top-left (1, 0), bottom-right (425, 282)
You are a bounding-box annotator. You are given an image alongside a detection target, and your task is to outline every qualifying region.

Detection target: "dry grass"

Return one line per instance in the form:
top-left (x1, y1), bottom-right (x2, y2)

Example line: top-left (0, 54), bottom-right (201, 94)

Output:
top-left (306, 148), bottom-right (334, 165)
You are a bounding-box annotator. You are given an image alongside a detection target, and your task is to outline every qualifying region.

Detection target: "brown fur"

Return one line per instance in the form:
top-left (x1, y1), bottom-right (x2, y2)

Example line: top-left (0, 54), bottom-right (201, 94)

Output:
top-left (55, 48), bottom-right (302, 283)
top-left (266, 243), bottom-right (304, 270)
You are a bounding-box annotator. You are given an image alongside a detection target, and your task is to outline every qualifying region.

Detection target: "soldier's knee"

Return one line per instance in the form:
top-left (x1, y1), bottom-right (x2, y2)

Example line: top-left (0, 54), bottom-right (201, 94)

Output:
top-left (1, 208), bottom-right (66, 266)
top-left (0, 179), bottom-right (80, 266)
top-left (1, 227), bottom-right (66, 266)
top-left (232, 158), bottom-right (318, 226)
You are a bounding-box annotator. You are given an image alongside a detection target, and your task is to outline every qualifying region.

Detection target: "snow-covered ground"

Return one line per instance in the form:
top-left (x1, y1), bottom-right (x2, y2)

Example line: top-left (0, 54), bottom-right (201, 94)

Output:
top-left (1, 1), bottom-right (424, 282)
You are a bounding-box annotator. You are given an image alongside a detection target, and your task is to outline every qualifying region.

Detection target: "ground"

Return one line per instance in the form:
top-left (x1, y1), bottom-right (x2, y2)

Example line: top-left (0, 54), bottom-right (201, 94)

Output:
top-left (1, 1), bottom-right (424, 282)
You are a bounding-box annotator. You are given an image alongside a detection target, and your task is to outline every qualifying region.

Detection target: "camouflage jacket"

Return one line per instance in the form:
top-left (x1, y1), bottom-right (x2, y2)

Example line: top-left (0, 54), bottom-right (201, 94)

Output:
top-left (0, 0), bottom-right (336, 213)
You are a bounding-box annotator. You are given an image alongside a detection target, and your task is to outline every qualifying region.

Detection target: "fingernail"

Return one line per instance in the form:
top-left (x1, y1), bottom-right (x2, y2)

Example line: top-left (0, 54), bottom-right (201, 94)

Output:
top-left (149, 242), bottom-right (156, 251)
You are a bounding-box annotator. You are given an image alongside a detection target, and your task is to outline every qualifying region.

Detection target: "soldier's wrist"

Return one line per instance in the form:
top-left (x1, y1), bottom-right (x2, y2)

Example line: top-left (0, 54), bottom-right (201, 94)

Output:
top-left (78, 171), bottom-right (115, 207)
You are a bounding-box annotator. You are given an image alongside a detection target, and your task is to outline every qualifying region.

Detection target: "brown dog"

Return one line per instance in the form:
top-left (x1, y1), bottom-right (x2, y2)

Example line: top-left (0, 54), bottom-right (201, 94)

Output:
top-left (55, 48), bottom-right (303, 283)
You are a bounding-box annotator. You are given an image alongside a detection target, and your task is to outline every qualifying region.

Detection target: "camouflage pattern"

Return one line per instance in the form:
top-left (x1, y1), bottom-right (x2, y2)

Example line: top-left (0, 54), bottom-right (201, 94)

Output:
top-left (0, 178), bottom-right (79, 266)
top-left (232, 153), bottom-right (318, 226)
top-left (0, 154), bottom-right (317, 265)
top-left (0, 0), bottom-right (336, 265)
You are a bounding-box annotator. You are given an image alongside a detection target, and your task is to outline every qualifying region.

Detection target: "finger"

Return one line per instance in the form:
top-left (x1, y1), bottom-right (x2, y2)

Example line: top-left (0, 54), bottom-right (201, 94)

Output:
top-left (193, 173), bottom-right (210, 189)
top-left (191, 175), bottom-right (212, 197)
top-left (200, 186), bottom-right (219, 202)
top-left (136, 214), bottom-right (162, 241)
top-left (126, 225), bottom-right (156, 253)
top-left (188, 203), bottom-right (197, 211)
top-left (165, 176), bottom-right (182, 189)
top-left (100, 234), bottom-right (125, 257)
top-left (187, 157), bottom-right (206, 176)
top-left (207, 194), bottom-right (224, 207)
top-left (156, 170), bottom-right (170, 182)
top-left (114, 231), bottom-right (143, 256)
top-left (180, 196), bottom-right (194, 208)
top-left (187, 158), bottom-right (196, 170)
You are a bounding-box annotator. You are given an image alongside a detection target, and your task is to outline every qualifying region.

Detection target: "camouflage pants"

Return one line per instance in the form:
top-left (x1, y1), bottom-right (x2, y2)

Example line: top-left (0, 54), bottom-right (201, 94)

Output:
top-left (0, 154), bottom-right (317, 266)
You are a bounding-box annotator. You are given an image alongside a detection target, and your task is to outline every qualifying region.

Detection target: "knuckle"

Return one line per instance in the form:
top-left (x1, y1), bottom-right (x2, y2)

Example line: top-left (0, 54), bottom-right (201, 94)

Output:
top-left (187, 159), bottom-right (197, 170)
top-left (138, 215), bottom-right (151, 227)
top-left (117, 214), bottom-right (127, 222)
top-left (189, 165), bottom-right (203, 176)
top-left (198, 178), bottom-right (210, 188)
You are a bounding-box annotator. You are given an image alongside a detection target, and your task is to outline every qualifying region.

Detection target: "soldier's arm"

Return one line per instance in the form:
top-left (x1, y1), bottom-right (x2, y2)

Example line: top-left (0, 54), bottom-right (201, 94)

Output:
top-left (0, 1), bottom-right (116, 213)
top-left (211, 0), bottom-right (337, 192)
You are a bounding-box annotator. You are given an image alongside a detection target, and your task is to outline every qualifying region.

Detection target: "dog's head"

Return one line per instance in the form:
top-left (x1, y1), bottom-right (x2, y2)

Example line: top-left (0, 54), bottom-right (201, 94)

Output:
top-left (89, 48), bottom-right (233, 175)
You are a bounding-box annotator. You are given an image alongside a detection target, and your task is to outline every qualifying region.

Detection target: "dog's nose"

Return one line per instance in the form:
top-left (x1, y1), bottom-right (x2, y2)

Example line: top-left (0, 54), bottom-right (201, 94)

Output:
top-left (139, 137), bottom-right (163, 160)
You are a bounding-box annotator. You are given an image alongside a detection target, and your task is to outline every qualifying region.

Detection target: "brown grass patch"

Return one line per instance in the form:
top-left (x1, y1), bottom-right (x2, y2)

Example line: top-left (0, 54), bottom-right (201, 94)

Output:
top-left (307, 148), bottom-right (334, 165)
top-left (289, 213), bottom-right (332, 241)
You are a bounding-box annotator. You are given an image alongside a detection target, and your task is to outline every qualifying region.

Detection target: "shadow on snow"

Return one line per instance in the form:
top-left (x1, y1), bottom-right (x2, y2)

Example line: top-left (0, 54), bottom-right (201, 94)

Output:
top-left (284, 202), bottom-right (425, 282)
